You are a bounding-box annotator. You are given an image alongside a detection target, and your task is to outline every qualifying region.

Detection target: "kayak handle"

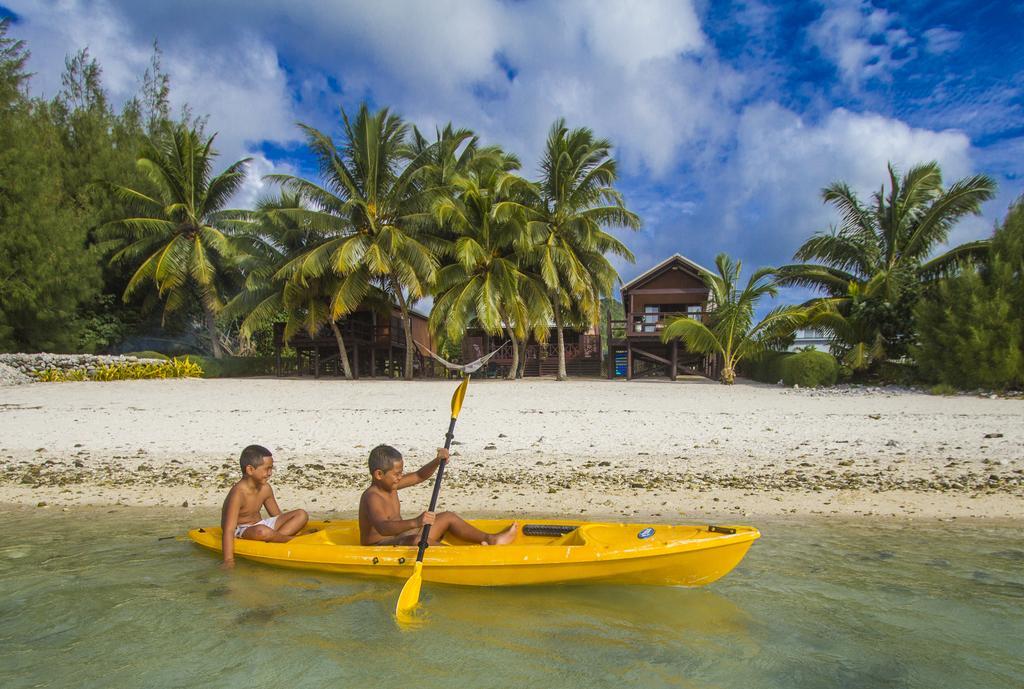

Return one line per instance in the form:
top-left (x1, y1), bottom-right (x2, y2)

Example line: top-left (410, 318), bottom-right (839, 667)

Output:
top-left (707, 525), bottom-right (737, 535)
top-left (522, 524), bottom-right (577, 537)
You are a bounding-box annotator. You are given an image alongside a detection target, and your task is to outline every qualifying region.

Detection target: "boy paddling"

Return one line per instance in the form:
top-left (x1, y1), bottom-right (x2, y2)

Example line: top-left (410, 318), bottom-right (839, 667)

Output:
top-left (220, 444), bottom-right (309, 568)
top-left (359, 444), bottom-right (517, 546)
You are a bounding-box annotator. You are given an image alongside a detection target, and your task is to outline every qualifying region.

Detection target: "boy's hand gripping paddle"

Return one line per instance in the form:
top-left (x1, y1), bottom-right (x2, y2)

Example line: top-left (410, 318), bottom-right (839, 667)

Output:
top-left (395, 375), bottom-right (470, 621)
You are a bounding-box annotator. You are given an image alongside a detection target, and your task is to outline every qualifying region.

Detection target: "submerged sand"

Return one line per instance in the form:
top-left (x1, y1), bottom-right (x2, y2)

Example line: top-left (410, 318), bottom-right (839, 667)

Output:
top-left (1, 377), bottom-right (1021, 522)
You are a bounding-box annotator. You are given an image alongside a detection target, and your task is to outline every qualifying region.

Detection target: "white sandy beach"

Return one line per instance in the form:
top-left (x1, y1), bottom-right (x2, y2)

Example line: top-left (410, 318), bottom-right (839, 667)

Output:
top-left (1, 377), bottom-right (1021, 522)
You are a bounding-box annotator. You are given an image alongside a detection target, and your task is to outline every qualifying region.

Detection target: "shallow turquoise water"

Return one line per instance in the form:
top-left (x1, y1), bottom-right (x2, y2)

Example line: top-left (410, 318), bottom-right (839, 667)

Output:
top-left (1, 508), bottom-right (1022, 689)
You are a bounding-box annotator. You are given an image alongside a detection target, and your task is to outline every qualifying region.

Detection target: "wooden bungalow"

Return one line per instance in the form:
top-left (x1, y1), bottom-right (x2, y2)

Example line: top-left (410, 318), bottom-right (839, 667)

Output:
top-left (608, 253), bottom-right (721, 380)
top-left (462, 326), bottom-right (602, 378)
top-left (273, 305), bottom-right (438, 378)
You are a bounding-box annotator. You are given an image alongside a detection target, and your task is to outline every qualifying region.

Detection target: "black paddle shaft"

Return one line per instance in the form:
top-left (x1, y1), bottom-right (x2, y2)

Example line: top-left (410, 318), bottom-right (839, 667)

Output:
top-left (414, 416), bottom-right (457, 562)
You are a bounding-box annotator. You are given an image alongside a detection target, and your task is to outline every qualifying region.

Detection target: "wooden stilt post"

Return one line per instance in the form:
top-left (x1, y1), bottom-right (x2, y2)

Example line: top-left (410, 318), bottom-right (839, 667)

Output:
top-left (626, 341), bottom-right (633, 381)
top-left (605, 307), bottom-right (612, 380)
top-left (370, 347), bottom-right (376, 378)
top-left (671, 340), bottom-right (678, 381)
top-left (353, 341), bottom-right (360, 380)
top-left (314, 347), bottom-right (320, 379)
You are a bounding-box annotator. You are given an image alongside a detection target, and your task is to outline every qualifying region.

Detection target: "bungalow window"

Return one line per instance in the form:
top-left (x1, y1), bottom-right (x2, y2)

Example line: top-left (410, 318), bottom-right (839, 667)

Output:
top-left (643, 305), bottom-right (659, 332)
top-left (639, 304), bottom-right (687, 332)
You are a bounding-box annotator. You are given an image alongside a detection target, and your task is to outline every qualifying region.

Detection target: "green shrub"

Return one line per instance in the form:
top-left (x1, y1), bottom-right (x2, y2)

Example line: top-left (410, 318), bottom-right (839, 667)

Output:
top-left (930, 383), bottom-right (957, 396)
top-left (874, 360), bottom-right (919, 386)
top-left (123, 350), bottom-right (170, 360)
top-left (744, 351), bottom-right (794, 384)
top-left (35, 356), bottom-right (202, 382)
top-left (781, 349), bottom-right (838, 387)
top-left (191, 356), bottom-right (276, 378)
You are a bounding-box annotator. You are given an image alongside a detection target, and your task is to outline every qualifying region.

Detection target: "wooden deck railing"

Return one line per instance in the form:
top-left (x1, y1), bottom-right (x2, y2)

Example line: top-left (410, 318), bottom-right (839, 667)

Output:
top-left (614, 310), bottom-right (707, 336)
top-left (465, 337), bottom-right (601, 363)
top-left (280, 317), bottom-right (405, 348)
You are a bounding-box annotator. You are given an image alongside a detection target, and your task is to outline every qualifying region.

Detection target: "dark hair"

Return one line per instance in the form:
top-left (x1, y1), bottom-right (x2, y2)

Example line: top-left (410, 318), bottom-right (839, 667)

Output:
top-left (240, 444), bottom-right (272, 475)
top-left (368, 444), bottom-right (402, 475)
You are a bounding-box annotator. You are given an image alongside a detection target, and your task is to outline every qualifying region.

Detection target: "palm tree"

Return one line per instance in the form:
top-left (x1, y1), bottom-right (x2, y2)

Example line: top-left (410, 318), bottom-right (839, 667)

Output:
top-left (519, 119), bottom-right (641, 380)
top-left (104, 123), bottom-right (250, 358)
top-left (776, 161), bottom-right (996, 363)
top-left (799, 282), bottom-right (887, 372)
top-left (268, 104), bottom-right (438, 379)
top-left (430, 148), bottom-right (551, 378)
top-left (222, 191), bottom-right (355, 378)
top-left (662, 253), bottom-right (808, 384)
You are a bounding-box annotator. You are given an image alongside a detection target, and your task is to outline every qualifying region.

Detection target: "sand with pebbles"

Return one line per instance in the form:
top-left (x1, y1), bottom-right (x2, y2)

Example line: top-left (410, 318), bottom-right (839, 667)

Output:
top-left (1, 377), bottom-right (1021, 522)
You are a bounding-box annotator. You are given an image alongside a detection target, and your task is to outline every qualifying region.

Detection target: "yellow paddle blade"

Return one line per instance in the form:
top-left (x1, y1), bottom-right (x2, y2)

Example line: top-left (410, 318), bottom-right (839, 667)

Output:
top-left (450, 376), bottom-right (469, 419)
top-left (395, 561), bottom-right (424, 619)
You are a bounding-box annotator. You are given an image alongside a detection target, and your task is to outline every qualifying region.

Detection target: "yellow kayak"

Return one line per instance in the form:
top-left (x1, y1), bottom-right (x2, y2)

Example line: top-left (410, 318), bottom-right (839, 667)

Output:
top-left (188, 519), bottom-right (759, 587)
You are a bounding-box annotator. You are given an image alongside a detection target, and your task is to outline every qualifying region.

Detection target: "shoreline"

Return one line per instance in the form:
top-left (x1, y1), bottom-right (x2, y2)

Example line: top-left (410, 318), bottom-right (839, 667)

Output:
top-left (9, 486), bottom-right (1024, 524)
top-left (1, 378), bottom-right (1021, 521)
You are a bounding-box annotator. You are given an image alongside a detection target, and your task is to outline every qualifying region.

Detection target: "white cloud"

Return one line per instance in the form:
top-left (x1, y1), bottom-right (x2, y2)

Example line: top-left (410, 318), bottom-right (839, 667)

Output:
top-left (576, 0), bottom-right (706, 71)
top-left (230, 153), bottom-right (298, 211)
top-left (7, 0), bottom-right (299, 166)
top-left (807, 0), bottom-right (915, 91)
top-left (922, 27), bottom-right (962, 55)
top-left (9, 0), bottom-right (734, 178)
top-left (7, 0), bottom-right (1007, 280)
top-left (707, 104), bottom-right (977, 259)
top-left (160, 33), bottom-right (296, 162)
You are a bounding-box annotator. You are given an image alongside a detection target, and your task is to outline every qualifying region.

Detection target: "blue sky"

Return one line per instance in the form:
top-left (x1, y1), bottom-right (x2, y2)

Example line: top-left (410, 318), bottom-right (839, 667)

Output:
top-left (4, 0), bottom-right (1022, 298)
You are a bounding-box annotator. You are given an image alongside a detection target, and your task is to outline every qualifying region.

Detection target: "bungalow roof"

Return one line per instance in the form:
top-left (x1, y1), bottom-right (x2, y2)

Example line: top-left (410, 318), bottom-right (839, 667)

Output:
top-left (620, 253), bottom-right (714, 292)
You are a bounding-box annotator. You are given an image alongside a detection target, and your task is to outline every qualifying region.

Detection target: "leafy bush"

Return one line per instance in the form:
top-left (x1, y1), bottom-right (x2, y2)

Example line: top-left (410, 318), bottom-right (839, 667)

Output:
top-left (35, 356), bottom-right (203, 382)
top-left (780, 349), bottom-right (838, 387)
top-left (190, 355), bottom-right (276, 378)
top-left (930, 383), bottom-right (957, 396)
top-left (36, 368), bottom-right (86, 382)
top-left (123, 350), bottom-right (170, 360)
top-left (873, 360), bottom-right (918, 386)
top-left (743, 351), bottom-right (794, 384)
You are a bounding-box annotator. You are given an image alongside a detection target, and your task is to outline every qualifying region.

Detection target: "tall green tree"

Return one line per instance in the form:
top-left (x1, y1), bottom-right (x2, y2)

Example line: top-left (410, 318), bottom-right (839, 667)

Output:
top-left (518, 119), bottom-right (640, 380)
top-left (661, 253), bottom-right (808, 384)
top-left (0, 20), bottom-right (100, 351)
top-left (913, 199), bottom-right (1024, 389)
top-left (777, 162), bottom-right (996, 365)
top-left (103, 123), bottom-right (250, 358)
top-left (268, 104), bottom-right (438, 379)
top-left (52, 48), bottom-right (153, 352)
top-left (430, 148), bottom-right (551, 379)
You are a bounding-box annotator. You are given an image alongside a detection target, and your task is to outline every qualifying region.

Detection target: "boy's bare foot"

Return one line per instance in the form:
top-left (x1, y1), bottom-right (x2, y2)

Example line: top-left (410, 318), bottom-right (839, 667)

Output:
top-left (485, 522), bottom-right (518, 546)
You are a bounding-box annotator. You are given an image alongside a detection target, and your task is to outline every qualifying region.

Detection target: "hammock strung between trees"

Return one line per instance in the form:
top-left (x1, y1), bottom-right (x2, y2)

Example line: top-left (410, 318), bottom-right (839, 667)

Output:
top-left (414, 340), bottom-right (508, 374)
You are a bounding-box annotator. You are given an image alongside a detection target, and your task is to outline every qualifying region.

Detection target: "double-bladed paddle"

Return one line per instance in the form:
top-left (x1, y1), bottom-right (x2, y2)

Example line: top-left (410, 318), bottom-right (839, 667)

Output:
top-left (395, 375), bottom-right (470, 621)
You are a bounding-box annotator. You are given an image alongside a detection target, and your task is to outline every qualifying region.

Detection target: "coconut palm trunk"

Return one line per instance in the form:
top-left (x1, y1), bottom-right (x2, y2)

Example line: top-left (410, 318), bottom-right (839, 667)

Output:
top-left (552, 296), bottom-right (567, 380)
top-left (504, 323), bottom-right (519, 380)
top-left (328, 319), bottom-right (354, 379)
top-left (393, 287), bottom-right (415, 380)
top-left (204, 306), bottom-right (224, 359)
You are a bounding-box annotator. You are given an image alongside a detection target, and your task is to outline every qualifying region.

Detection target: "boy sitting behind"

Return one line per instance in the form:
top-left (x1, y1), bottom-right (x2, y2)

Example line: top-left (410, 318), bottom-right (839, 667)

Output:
top-left (359, 444), bottom-right (517, 546)
top-left (220, 444), bottom-right (309, 568)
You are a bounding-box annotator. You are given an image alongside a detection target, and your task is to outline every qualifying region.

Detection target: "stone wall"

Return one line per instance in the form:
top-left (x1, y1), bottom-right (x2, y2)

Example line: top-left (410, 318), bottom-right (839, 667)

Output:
top-left (0, 353), bottom-right (166, 383)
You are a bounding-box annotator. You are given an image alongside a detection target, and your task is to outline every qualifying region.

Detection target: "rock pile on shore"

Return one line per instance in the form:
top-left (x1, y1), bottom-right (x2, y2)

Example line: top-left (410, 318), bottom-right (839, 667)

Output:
top-left (0, 362), bottom-right (33, 386)
top-left (0, 353), bottom-right (164, 384)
